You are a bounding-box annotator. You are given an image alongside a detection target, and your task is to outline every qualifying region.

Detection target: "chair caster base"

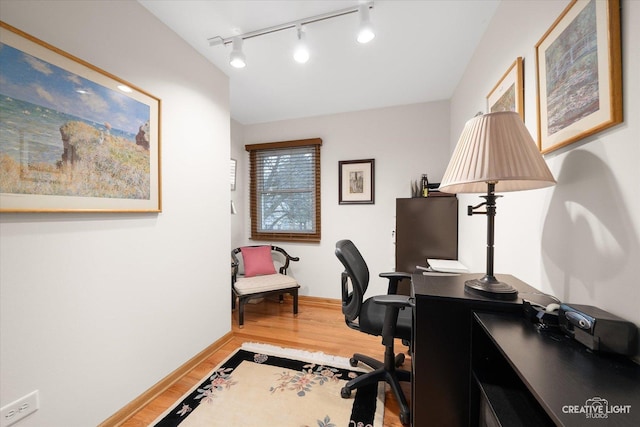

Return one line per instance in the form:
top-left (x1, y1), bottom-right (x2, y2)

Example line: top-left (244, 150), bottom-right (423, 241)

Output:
top-left (349, 358), bottom-right (358, 367)
top-left (400, 411), bottom-right (410, 425)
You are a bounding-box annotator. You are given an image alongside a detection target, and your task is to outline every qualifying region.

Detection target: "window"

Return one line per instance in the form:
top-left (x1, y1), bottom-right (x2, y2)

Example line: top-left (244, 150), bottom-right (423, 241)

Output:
top-left (246, 138), bottom-right (322, 242)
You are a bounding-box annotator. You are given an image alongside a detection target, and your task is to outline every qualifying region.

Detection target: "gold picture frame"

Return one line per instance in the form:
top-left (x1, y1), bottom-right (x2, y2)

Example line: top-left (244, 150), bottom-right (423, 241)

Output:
top-left (535, 0), bottom-right (622, 154)
top-left (487, 57), bottom-right (524, 120)
top-left (0, 22), bottom-right (162, 212)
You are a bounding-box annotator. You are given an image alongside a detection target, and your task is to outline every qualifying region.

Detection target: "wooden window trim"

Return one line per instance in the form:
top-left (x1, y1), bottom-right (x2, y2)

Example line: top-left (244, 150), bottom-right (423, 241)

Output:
top-left (246, 138), bottom-right (322, 243)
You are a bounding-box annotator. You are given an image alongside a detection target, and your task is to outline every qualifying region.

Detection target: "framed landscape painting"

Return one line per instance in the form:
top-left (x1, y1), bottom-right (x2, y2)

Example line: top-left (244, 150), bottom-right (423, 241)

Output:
top-left (535, 0), bottom-right (622, 154)
top-left (338, 159), bottom-right (375, 205)
top-left (487, 57), bottom-right (524, 120)
top-left (0, 22), bottom-right (161, 212)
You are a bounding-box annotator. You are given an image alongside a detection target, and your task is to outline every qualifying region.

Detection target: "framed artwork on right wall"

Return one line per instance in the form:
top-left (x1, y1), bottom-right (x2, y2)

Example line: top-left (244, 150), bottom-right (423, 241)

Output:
top-left (535, 0), bottom-right (622, 154)
top-left (487, 57), bottom-right (524, 120)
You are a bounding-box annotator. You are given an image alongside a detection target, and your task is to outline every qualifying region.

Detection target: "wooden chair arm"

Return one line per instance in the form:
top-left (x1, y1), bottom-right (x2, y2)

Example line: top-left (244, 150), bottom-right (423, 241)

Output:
top-left (231, 259), bottom-right (239, 284)
top-left (271, 245), bottom-right (299, 275)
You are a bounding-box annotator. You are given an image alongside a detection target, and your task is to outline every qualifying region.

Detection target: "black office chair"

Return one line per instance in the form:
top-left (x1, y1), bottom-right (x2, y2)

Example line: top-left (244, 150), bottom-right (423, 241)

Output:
top-left (335, 239), bottom-right (412, 425)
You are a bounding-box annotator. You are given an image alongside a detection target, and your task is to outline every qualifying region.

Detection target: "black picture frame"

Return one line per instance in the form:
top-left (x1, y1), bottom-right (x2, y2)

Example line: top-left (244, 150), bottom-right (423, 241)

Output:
top-left (338, 159), bottom-right (375, 205)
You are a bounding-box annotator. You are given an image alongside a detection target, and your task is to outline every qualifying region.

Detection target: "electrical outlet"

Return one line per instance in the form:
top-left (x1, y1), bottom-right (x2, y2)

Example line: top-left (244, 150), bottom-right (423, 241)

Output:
top-left (0, 390), bottom-right (39, 427)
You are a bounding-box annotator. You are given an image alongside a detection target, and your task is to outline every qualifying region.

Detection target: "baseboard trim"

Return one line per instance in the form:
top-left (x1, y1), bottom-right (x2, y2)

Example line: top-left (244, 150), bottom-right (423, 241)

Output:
top-left (101, 297), bottom-right (340, 425)
top-left (99, 331), bottom-right (234, 427)
top-left (298, 295), bottom-right (341, 308)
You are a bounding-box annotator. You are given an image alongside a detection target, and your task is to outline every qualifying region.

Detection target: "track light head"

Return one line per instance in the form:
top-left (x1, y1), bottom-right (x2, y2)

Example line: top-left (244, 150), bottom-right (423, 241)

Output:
top-left (357, 5), bottom-right (375, 44)
top-left (293, 24), bottom-right (310, 64)
top-left (229, 37), bottom-right (246, 68)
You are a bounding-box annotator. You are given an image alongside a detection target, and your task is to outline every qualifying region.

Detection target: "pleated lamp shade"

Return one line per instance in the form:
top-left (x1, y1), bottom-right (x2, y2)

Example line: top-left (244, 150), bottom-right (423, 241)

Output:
top-left (439, 111), bottom-right (556, 194)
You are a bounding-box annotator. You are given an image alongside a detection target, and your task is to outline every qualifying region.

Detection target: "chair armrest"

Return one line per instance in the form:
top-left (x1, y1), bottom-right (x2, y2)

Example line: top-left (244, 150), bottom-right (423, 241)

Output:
top-left (379, 272), bottom-right (411, 280)
top-left (231, 260), bottom-right (239, 284)
top-left (272, 245), bottom-right (299, 275)
top-left (379, 272), bottom-right (412, 295)
top-left (231, 249), bottom-right (241, 284)
top-left (373, 294), bottom-right (414, 348)
top-left (371, 294), bottom-right (413, 309)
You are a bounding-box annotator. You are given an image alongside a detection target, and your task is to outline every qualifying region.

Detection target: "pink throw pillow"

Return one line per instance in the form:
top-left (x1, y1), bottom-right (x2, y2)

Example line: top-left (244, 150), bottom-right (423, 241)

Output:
top-left (241, 246), bottom-right (276, 277)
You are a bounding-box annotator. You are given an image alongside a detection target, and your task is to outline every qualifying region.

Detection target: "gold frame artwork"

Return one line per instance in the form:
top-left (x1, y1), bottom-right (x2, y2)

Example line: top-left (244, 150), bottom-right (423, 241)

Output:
top-left (487, 57), bottom-right (524, 120)
top-left (0, 22), bottom-right (162, 212)
top-left (535, 0), bottom-right (622, 154)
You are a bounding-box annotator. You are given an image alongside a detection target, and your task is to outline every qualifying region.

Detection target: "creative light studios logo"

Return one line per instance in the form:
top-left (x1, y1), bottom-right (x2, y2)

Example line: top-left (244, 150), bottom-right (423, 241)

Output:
top-left (562, 397), bottom-right (632, 419)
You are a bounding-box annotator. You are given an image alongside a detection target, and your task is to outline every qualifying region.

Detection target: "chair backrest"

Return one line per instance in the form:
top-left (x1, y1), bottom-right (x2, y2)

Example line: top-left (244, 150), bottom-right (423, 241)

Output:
top-left (231, 245), bottom-right (293, 276)
top-left (335, 239), bottom-right (370, 323)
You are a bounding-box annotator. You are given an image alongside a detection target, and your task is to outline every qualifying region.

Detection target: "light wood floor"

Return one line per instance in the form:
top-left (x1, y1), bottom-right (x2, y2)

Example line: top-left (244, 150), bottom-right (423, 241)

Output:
top-left (120, 297), bottom-right (411, 427)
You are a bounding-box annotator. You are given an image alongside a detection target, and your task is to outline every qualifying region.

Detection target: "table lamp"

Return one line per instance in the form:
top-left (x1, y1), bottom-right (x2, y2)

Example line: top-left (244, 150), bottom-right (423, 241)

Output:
top-left (439, 111), bottom-right (556, 300)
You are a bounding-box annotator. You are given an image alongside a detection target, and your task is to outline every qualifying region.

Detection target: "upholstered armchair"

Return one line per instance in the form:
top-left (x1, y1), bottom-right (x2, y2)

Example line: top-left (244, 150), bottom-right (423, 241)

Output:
top-left (231, 245), bottom-right (300, 327)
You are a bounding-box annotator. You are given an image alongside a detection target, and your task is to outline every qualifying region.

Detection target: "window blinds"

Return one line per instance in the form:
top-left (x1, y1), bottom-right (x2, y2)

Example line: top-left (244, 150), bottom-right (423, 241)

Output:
top-left (246, 138), bottom-right (322, 242)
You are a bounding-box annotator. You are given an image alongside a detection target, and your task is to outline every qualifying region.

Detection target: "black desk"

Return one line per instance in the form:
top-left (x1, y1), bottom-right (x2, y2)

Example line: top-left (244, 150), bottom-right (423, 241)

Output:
top-left (473, 313), bottom-right (640, 427)
top-left (411, 272), bottom-right (640, 426)
top-left (411, 274), bottom-right (538, 427)
top-left (411, 272), bottom-right (561, 426)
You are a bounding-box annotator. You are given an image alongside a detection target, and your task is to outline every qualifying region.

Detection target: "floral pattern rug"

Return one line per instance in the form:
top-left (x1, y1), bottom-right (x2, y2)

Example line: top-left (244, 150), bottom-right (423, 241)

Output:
top-left (151, 346), bottom-right (384, 427)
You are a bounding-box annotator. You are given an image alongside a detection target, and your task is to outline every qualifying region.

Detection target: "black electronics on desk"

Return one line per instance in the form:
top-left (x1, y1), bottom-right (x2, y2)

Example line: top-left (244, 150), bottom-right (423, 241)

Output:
top-left (558, 303), bottom-right (638, 356)
top-left (523, 298), bottom-right (638, 356)
top-left (522, 300), bottom-right (560, 329)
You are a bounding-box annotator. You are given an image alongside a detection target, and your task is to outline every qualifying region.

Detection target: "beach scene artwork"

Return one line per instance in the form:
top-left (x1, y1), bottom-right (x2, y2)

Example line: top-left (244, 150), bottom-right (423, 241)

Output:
top-left (0, 38), bottom-right (153, 206)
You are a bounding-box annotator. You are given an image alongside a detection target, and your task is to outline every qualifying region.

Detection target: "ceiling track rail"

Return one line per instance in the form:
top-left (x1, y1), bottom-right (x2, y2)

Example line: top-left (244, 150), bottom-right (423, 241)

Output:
top-left (208, 1), bottom-right (374, 47)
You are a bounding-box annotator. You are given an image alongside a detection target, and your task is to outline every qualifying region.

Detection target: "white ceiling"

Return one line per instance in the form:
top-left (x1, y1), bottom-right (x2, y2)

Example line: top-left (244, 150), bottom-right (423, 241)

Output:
top-left (139, 0), bottom-right (500, 125)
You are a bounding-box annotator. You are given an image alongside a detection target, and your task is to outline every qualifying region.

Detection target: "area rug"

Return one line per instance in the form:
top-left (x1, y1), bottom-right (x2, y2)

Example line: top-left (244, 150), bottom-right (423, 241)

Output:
top-left (150, 342), bottom-right (385, 427)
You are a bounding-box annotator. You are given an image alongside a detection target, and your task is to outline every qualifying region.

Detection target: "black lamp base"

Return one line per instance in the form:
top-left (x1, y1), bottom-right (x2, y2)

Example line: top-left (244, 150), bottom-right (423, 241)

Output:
top-left (464, 275), bottom-right (518, 301)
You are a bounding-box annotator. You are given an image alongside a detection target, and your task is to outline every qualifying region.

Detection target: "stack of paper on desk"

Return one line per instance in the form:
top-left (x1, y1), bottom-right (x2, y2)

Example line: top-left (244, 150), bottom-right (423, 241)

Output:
top-left (426, 259), bottom-right (469, 273)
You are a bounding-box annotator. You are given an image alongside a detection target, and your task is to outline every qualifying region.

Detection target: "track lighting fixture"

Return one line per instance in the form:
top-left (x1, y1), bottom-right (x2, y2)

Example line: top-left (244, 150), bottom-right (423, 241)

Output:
top-left (208, 1), bottom-right (374, 69)
top-left (229, 37), bottom-right (246, 68)
top-left (357, 4), bottom-right (375, 44)
top-left (293, 24), bottom-right (310, 64)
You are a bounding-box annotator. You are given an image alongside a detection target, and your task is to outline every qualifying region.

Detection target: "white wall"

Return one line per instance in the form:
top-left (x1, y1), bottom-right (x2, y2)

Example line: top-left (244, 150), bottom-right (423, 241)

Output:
top-left (451, 0), bottom-right (640, 329)
top-left (231, 119), bottom-right (245, 247)
top-left (0, 1), bottom-right (231, 426)
top-left (235, 101), bottom-right (451, 298)
top-left (3, 2), bottom-right (637, 425)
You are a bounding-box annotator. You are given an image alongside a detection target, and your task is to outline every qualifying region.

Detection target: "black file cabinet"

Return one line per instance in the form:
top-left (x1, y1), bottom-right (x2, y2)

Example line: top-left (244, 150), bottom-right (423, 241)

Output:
top-left (395, 196), bottom-right (457, 294)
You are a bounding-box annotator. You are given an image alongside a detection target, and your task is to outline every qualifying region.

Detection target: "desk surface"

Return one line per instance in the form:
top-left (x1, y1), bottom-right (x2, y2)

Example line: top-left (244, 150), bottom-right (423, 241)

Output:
top-left (412, 272), bottom-right (557, 307)
top-left (475, 312), bottom-right (640, 427)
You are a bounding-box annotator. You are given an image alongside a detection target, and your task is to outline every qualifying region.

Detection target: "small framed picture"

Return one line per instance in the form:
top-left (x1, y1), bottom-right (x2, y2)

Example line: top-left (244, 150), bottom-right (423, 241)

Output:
top-left (338, 159), bottom-right (374, 205)
top-left (487, 57), bottom-right (524, 120)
